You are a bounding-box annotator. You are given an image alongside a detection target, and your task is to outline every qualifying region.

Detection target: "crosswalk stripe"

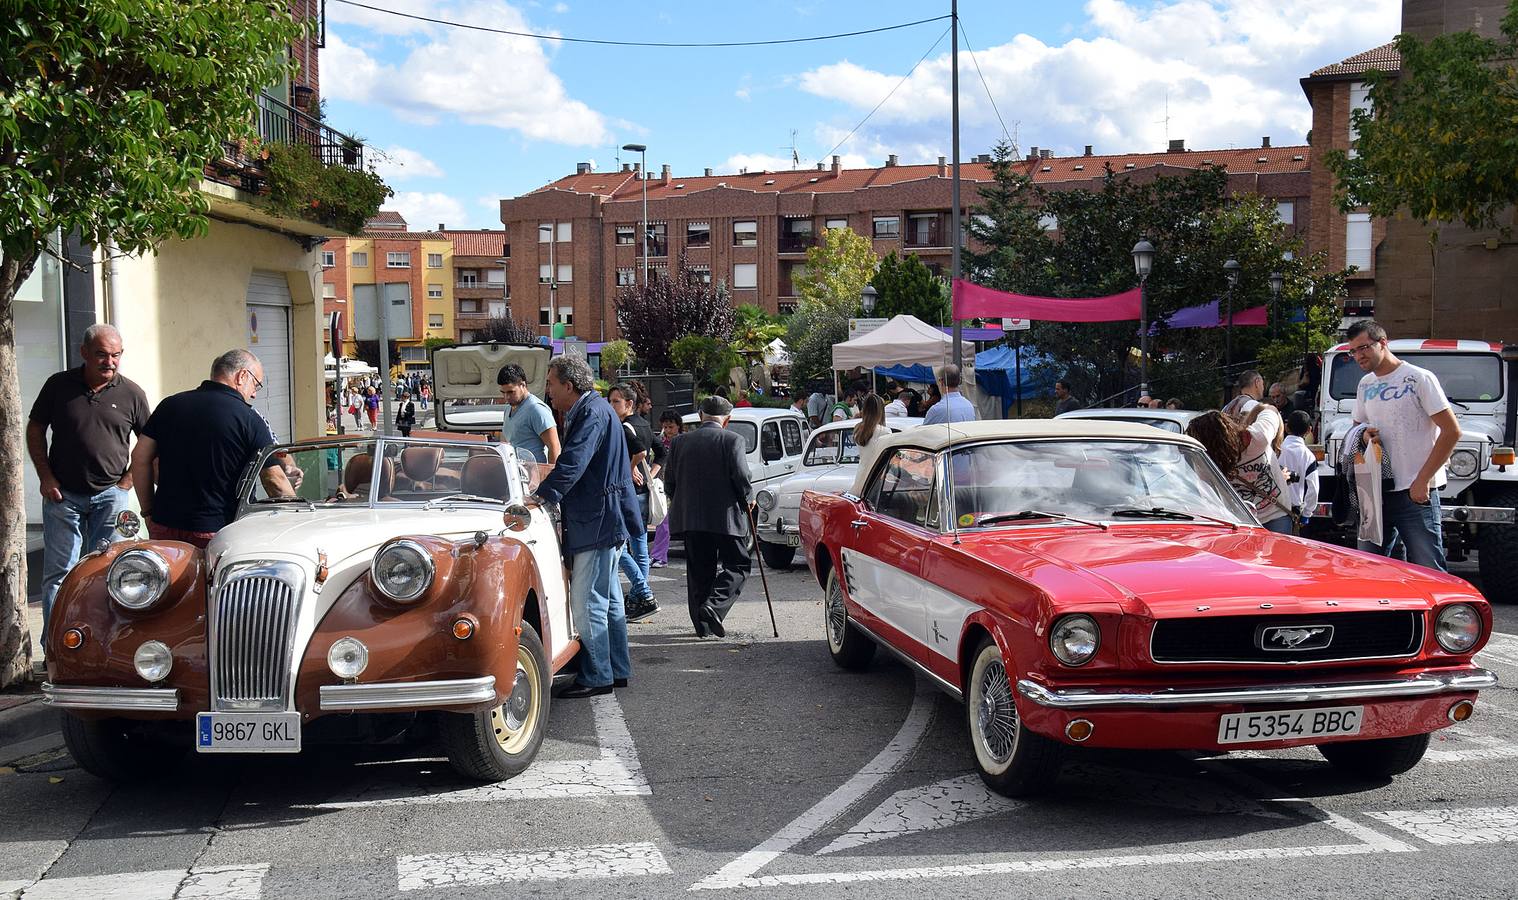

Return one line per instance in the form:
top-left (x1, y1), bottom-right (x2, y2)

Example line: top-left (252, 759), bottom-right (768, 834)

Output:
top-left (13, 865), bottom-right (266, 900)
top-left (1368, 806), bottom-right (1518, 845)
top-left (396, 842), bottom-right (669, 891)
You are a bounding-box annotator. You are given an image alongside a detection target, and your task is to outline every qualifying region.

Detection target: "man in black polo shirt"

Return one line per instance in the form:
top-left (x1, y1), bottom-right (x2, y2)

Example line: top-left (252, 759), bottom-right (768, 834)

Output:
top-left (130, 349), bottom-right (295, 547)
top-left (27, 323), bottom-right (151, 633)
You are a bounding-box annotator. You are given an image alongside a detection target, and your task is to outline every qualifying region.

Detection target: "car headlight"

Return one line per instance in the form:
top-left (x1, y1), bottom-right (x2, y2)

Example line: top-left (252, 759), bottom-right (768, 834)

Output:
top-left (1434, 603), bottom-right (1482, 653)
top-left (1049, 614), bottom-right (1100, 666)
top-left (107, 549), bottom-right (171, 611)
top-left (371, 539), bottom-right (434, 602)
top-left (1448, 448), bottom-right (1479, 479)
top-left (756, 489), bottom-right (777, 512)
top-left (327, 636), bottom-right (369, 679)
top-left (133, 641), bottom-right (173, 682)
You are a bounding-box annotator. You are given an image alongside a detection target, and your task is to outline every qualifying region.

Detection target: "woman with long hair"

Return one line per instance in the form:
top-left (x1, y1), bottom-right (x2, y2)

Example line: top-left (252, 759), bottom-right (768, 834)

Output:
top-left (850, 394), bottom-right (891, 494)
top-left (1185, 406), bottom-right (1294, 533)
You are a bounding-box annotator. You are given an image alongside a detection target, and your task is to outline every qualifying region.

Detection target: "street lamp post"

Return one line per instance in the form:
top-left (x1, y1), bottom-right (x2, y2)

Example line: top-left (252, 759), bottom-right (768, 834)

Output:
top-left (1131, 239), bottom-right (1155, 402)
top-left (1222, 258), bottom-right (1240, 404)
top-left (861, 284), bottom-right (879, 393)
top-left (622, 143), bottom-right (648, 287)
top-left (1268, 271), bottom-right (1284, 338)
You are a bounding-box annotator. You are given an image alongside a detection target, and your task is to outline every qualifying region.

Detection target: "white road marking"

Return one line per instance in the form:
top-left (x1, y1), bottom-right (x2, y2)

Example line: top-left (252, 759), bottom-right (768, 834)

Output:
top-left (818, 775), bottom-right (1021, 854)
top-left (690, 678), bottom-right (938, 890)
top-left (315, 693), bottom-right (648, 808)
top-left (1368, 806), bottom-right (1518, 845)
top-left (397, 842), bottom-right (669, 891)
top-left (1425, 727), bottom-right (1518, 762)
top-left (0, 841), bottom-right (68, 892)
top-left (14, 865), bottom-right (266, 900)
top-left (1477, 632), bottom-right (1518, 669)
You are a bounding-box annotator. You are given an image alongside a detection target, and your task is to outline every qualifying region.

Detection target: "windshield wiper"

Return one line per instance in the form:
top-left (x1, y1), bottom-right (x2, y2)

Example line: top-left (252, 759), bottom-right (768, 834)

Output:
top-left (422, 493), bottom-right (503, 509)
top-left (1110, 506), bottom-right (1239, 530)
top-left (974, 510), bottom-right (1108, 531)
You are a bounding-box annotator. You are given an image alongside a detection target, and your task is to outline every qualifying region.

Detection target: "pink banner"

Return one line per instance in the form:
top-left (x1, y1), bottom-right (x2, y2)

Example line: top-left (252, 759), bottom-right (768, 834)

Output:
top-left (952, 279), bottom-right (1142, 322)
top-left (1225, 306), bottom-right (1268, 327)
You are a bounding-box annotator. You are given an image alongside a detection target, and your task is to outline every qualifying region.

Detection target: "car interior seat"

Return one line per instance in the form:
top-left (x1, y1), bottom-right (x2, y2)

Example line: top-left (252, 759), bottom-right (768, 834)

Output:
top-left (343, 453), bottom-right (394, 499)
top-left (458, 455), bottom-right (510, 501)
top-left (398, 447), bottom-right (444, 490)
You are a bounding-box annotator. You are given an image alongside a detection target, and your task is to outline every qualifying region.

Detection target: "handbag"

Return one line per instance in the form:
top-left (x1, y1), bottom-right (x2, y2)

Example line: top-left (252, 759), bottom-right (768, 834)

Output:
top-left (644, 461), bottom-right (668, 529)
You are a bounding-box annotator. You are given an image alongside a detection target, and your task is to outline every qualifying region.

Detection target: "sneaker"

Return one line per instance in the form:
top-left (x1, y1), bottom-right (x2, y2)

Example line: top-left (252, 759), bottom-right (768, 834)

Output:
top-left (650, 561), bottom-right (666, 569)
top-left (626, 596), bottom-right (660, 623)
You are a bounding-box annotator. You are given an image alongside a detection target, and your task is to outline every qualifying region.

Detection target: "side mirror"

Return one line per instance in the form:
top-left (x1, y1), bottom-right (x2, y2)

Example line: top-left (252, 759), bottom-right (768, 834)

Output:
top-left (115, 510), bottom-right (142, 539)
top-left (503, 503), bottom-right (532, 532)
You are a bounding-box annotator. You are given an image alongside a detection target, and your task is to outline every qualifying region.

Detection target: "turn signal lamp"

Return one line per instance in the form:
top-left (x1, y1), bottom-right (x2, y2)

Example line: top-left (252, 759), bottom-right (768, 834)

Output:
top-left (1448, 700), bottom-right (1475, 723)
top-left (62, 628), bottom-right (85, 650)
top-left (1493, 447), bottom-right (1516, 467)
top-left (1065, 719), bottom-right (1095, 742)
top-left (452, 617), bottom-right (476, 640)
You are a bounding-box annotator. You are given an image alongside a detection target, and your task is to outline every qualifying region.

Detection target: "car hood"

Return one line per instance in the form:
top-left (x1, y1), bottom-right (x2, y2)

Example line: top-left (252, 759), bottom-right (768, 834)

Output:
top-left (950, 525), bottom-right (1472, 617)
top-left (210, 506), bottom-right (506, 577)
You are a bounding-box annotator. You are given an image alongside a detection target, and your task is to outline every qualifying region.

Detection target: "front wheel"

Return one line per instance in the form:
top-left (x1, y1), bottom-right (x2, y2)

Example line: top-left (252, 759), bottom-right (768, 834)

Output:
top-left (760, 541), bottom-right (796, 570)
top-left (440, 622), bottom-right (551, 781)
top-left (61, 714), bottom-right (183, 782)
top-left (1477, 488), bottom-right (1518, 604)
top-left (1317, 732), bottom-right (1430, 778)
top-left (965, 638), bottom-right (1064, 797)
top-left (824, 566), bottom-right (875, 670)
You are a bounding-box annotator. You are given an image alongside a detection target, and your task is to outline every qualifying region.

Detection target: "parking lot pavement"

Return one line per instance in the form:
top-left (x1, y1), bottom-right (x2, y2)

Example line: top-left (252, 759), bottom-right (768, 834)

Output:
top-left (3, 557), bottom-right (1516, 899)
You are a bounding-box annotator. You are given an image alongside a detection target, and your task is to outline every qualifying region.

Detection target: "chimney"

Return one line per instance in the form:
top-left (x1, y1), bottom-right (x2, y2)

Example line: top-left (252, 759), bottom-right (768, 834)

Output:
top-left (437, 223), bottom-right (445, 232)
top-left (1040, 148), bottom-right (1051, 159)
top-left (621, 162), bottom-right (631, 172)
top-left (633, 161), bottom-right (641, 172)
top-left (1168, 138), bottom-right (1185, 153)
top-left (661, 164), bottom-right (671, 185)
top-left (886, 154), bottom-right (898, 167)
top-left (937, 155), bottom-right (947, 176)
top-left (817, 162), bottom-right (826, 171)
top-left (704, 167), bottom-right (713, 176)
top-left (1261, 136), bottom-right (1271, 148)
top-left (831, 155), bottom-right (841, 177)
top-left (1083, 145), bottom-right (1093, 157)
top-left (575, 161), bottom-right (591, 175)
top-left (1029, 146), bottom-right (1039, 161)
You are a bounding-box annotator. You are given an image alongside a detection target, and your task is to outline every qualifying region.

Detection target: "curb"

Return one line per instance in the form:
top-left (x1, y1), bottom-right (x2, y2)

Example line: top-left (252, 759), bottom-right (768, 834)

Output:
top-left (0, 694), bottom-right (62, 766)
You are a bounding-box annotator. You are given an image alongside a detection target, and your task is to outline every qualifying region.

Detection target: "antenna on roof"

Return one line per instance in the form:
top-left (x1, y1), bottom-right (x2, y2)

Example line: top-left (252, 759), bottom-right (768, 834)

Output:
top-left (780, 129), bottom-right (800, 170)
top-left (1154, 89), bottom-right (1171, 146)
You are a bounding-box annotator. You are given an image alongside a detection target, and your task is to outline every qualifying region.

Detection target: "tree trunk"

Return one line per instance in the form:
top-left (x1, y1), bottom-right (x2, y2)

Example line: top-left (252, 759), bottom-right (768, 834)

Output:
top-left (0, 249), bottom-right (41, 687)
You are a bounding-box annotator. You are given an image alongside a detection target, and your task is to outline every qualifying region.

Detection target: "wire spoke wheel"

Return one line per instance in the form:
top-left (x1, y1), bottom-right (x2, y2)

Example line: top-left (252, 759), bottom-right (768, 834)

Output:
top-left (974, 656), bottom-right (1019, 765)
top-left (825, 574), bottom-right (848, 652)
top-left (964, 637), bottom-right (1063, 797)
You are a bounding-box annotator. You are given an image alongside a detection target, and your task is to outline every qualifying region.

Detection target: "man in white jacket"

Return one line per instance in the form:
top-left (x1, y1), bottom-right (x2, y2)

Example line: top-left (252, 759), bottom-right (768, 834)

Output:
top-left (1280, 410), bottom-right (1319, 531)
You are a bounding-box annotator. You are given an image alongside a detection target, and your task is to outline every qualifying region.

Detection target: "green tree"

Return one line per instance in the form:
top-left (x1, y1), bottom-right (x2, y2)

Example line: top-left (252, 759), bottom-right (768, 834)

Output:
top-left (870, 252), bottom-right (950, 324)
top-left (598, 339), bottom-right (632, 378)
top-left (670, 334), bottom-right (739, 391)
top-left (731, 304), bottom-right (786, 363)
top-left (786, 227), bottom-right (877, 386)
top-left (1327, 2), bottom-right (1518, 232)
top-left (0, 1), bottom-right (314, 686)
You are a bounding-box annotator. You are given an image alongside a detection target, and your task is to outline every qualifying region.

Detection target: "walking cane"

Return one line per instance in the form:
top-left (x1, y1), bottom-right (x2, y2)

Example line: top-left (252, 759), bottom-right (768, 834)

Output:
top-left (745, 504), bottom-right (780, 638)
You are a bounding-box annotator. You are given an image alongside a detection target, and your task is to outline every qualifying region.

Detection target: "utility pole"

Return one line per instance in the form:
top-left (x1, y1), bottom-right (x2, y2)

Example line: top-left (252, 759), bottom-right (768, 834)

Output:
top-left (949, 0), bottom-right (963, 368)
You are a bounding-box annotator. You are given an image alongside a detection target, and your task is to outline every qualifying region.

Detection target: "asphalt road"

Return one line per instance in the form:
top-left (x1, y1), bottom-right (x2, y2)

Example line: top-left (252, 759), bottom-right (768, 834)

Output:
top-left (3, 554), bottom-right (1516, 899)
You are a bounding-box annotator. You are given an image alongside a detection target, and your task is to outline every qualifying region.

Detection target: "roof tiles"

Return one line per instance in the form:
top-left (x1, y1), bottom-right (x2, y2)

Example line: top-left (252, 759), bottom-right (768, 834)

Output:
top-left (442, 229), bottom-right (508, 257)
top-left (1307, 41), bottom-right (1401, 79)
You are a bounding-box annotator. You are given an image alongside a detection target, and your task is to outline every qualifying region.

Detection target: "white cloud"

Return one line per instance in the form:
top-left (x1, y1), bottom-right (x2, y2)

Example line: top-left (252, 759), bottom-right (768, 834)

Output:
top-left (370, 146), bottom-right (445, 181)
top-left (795, 0), bottom-right (1399, 158)
top-left (323, 2), bottom-right (610, 146)
top-left (553, 2), bottom-right (569, 12)
top-left (390, 192), bottom-right (469, 230)
top-left (721, 152), bottom-right (805, 174)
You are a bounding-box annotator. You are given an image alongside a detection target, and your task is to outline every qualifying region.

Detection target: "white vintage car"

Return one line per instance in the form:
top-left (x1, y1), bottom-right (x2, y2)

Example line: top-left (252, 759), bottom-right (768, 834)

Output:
top-left (681, 406), bottom-right (811, 492)
top-left (43, 436), bottom-right (576, 783)
top-left (754, 417), bottom-right (922, 568)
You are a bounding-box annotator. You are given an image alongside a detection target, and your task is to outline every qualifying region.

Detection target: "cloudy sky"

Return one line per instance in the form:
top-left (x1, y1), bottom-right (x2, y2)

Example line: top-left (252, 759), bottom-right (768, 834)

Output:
top-left (321, 0), bottom-right (1401, 229)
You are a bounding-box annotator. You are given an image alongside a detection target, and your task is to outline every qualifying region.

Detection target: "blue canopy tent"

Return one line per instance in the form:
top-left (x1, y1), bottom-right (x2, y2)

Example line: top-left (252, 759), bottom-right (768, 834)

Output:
top-left (974, 345), bottom-right (1058, 415)
top-left (871, 363), bottom-right (936, 383)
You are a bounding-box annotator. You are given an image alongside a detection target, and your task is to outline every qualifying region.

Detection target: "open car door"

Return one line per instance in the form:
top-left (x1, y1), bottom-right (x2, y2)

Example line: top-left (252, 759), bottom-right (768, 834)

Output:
top-left (430, 342), bottom-right (552, 434)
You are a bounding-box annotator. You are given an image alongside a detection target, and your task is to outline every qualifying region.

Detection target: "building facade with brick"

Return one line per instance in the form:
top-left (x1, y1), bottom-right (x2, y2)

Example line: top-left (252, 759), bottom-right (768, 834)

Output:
top-left (439, 228), bottom-right (511, 343)
top-left (321, 213), bottom-right (452, 371)
top-left (499, 143), bottom-right (1311, 343)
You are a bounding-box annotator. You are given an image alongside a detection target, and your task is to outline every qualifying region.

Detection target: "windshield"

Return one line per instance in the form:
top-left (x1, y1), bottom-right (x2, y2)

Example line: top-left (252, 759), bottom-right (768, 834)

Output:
top-left (243, 440), bottom-right (519, 511)
top-left (1078, 415), bottom-right (1184, 434)
top-left (683, 419), bottom-right (759, 453)
top-left (948, 439), bottom-right (1255, 527)
top-left (1329, 352), bottom-right (1503, 402)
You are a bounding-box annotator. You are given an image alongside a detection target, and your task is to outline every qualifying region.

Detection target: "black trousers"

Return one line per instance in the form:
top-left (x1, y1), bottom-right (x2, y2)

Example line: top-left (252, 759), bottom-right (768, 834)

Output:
top-left (681, 531), bottom-right (752, 628)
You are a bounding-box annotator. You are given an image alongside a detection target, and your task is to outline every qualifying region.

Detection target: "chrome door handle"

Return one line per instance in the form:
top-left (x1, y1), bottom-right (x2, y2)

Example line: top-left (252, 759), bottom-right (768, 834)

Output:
top-left (850, 519), bottom-right (868, 529)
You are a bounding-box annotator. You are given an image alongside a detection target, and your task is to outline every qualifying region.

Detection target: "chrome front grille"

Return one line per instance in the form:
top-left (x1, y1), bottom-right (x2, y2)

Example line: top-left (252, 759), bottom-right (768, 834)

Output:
top-left (1150, 611), bottom-right (1423, 664)
top-left (211, 563), bottom-right (302, 711)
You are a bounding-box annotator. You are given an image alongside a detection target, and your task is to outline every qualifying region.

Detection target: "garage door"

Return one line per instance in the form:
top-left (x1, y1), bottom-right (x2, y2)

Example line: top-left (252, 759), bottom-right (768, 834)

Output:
top-left (247, 270), bottom-right (293, 442)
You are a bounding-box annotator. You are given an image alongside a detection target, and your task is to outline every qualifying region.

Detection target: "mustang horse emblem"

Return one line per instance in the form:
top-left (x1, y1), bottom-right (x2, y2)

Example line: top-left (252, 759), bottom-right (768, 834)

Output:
top-left (1263, 626), bottom-right (1332, 650)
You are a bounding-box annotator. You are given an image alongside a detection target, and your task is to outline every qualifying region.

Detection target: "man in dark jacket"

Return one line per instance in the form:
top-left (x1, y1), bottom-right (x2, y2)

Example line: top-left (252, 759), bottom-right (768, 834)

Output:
top-left (527, 355), bottom-right (640, 697)
top-left (664, 396), bottom-right (753, 637)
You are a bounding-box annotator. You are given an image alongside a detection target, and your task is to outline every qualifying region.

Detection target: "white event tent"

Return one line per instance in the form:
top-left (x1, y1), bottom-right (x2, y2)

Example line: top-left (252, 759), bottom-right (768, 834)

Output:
top-left (831, 314), bottom-right (951, 370)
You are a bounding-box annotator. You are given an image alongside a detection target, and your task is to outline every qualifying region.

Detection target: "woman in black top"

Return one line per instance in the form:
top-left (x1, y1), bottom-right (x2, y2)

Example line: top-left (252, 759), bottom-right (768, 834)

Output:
top-left (610, 384), bottom-right (658, 621)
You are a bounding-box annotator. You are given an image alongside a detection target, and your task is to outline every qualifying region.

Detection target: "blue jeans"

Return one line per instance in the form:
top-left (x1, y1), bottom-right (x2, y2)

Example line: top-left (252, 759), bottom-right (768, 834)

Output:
top-left (1262, 515), bottom-right (1295, 535)
top-left (570, 545), bottom-right (632, 688)
top-left (617, 493), bottom-right (652, 603)
top-left (42, 485), bottom-right (130, 633)
top-left (1358, 489), bottom-right (1447, 572)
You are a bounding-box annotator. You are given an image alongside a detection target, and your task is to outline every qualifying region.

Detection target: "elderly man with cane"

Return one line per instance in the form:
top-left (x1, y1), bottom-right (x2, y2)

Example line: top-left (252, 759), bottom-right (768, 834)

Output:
top-left (664, 395), bottom-right (753, 638)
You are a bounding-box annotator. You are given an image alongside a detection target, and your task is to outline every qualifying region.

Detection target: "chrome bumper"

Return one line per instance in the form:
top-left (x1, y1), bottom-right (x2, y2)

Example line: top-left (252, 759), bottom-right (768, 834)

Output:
top-left (43, 683), bottom-right (180, 711)
top-left (319, 675), bottom-right (497, 711)
top-left (1016, 668), bottom-right (1498, 710)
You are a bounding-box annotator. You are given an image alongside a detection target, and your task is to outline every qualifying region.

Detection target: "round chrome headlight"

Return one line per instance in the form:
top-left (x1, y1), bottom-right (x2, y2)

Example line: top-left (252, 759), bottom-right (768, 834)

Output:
top-left (1448, 448), bottom-right (1479, 479)
top-left (327, 636), bottom-right (369, 679)
top-left (1434, 603), bottom-right (1482, 653)
top-left (1049, 614), bottom-right (1101, 666)
top-left (371, 539), bottom-right (434, 602)
top-left (133, 640), bottom-right (173, 682)
top-left (107, 549), bottom-right (171, 610)
top-left (756, 489), bottom-right (777, 512)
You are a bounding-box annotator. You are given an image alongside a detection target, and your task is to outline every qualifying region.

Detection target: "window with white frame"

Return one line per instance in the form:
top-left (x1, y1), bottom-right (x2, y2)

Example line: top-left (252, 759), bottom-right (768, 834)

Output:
top-left (539, 306), bottom-right (552, 325)
top-left (538, 223), bottom-right (552, 243)
top-left (616, 268), bottom-right (635, 286)
top-left (616, 225), bottom-right (635, 245)
top-left (872, 216), bottom-right (900, 239)
top-left (486, 269), bottom-right (505, 284)
top-left (458, 269), bottom-right (477, 286)
top-left (733, 263), bottom-right (757, 289)
top-left (825, 218), bottom-right (848, 230)
top-left (1276, 201), bottom-right (1296, 225)
top-left (400, 346), bottom-right (428, 362)
top-left (322, 282), bottom-right (336, 298)
top-left (539, 264), bottom-right (552, 283)
top-left (557, 264), bottom-right (572, 283)
top-left (558, 306), bottom-right (574, 325)
top-left (351, 251), bottom-right (369, 267)
top-left (1349, 82), bottom-right (1372, 158)
top-left (427, 252), bottom-right (443, 268)
top-left (489, 301), bottom-right (506, 318)
top-left (427, 284), bottom-right (443, 298)
top-left (556, 222), bottom-right (572, 242)
top-left (428, 314), bottom-right (444, 328)
top-left (733, 220), bottom-right (758, 247)
top-left (321, 250), bottom-right (335, 267)
top-left (1346, 213), bottom-right (1372, 270)
top-left (686, 222), bottom-right (711, 247)
top-left (386, 251), bottom-right (410, 268)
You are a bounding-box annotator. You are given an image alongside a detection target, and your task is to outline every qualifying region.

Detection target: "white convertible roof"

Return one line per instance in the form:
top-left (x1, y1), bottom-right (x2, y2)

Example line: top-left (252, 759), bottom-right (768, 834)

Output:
top-left (871, 418), bottom-right (1203, 453)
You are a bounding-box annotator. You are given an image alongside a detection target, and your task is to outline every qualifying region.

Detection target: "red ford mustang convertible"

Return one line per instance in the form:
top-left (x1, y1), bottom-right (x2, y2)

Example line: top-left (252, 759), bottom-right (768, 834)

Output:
top-left (799, 421), bottom-right (1498, 797)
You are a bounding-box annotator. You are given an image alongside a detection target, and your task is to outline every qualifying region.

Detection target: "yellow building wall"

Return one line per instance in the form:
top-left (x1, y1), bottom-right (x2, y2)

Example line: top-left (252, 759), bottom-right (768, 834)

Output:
top-left (425, 239), bottom-right (454, 342)
top-left (107, 218), bottom-right (325, 439)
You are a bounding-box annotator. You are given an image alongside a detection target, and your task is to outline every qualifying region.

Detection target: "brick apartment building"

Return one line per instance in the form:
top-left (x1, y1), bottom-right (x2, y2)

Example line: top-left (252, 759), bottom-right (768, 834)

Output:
top-left (499, 143), bottom-right (1310, 343)
top-left (441, 227), bottom-right (510, 342)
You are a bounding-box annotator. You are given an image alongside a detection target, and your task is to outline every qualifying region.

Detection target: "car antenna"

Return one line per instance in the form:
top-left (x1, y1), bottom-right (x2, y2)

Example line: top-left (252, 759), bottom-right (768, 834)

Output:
top-left (944, 363), bottom-right (961, 546)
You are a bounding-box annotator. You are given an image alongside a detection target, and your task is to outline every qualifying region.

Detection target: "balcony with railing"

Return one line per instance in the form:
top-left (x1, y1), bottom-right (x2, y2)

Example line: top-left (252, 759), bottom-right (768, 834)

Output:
top-left (207, 92), bottom-right (367, 193)
top-left (904, 215), bottom-right (949, 249)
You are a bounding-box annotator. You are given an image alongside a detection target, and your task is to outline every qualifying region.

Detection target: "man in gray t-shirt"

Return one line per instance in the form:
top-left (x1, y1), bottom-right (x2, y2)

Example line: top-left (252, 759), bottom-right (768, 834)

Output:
top-left (498, 364), bottom-right (560, 465)
top-left (1346, 320), bottom-right (1460, 571)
